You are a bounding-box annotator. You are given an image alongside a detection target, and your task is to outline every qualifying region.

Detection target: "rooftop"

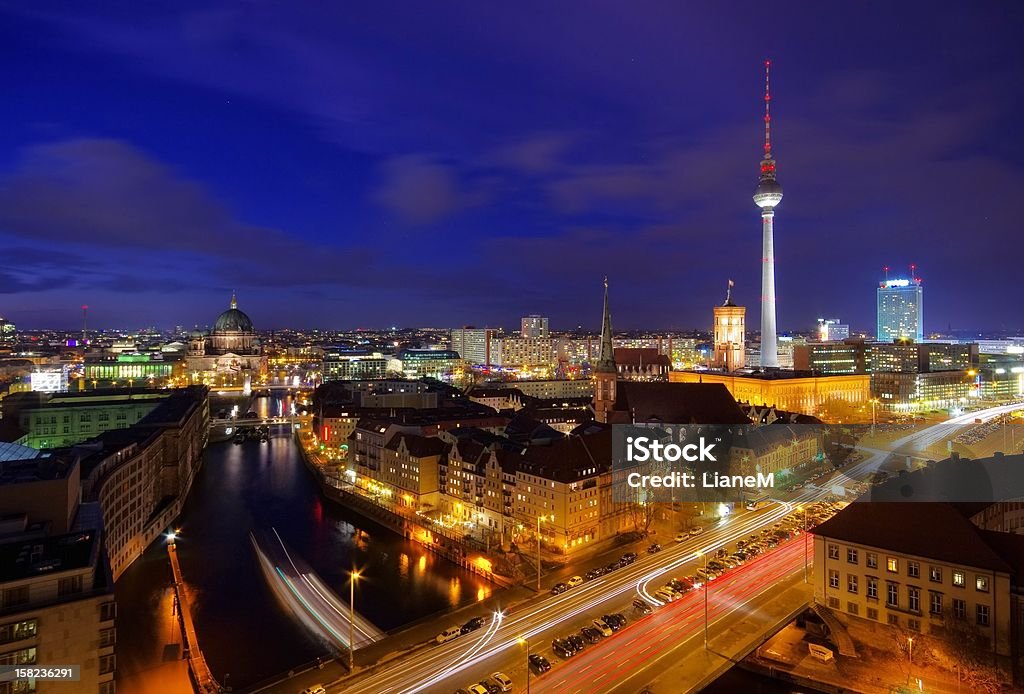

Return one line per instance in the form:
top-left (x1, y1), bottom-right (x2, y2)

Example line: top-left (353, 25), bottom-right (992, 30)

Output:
top-left (0, 529), bottom-right (98, 583)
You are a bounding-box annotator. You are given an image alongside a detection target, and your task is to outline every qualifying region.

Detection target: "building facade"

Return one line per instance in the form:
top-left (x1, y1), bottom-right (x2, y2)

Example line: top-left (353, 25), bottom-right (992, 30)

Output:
top-left (877, 278), bottom-right (924, 342)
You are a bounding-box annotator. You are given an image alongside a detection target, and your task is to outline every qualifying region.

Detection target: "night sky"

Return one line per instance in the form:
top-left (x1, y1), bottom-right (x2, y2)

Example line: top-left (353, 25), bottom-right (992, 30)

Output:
top-left (1, 2), bottom-right (1022, 333)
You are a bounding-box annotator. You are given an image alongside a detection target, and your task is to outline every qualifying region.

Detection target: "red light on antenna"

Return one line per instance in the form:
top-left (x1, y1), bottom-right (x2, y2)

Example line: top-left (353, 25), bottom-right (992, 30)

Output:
top-left (81, 305), bottom-right (89, 310)
top-left (765, 59), bottom-right (771, 67)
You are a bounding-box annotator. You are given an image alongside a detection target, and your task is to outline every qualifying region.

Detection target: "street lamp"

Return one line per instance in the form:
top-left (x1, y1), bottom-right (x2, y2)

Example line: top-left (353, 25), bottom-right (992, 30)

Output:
top-left (798, 505), bottom-right (808, 583)
top-left (696, 550), bottom-right (708, 649)
top-left (349, 568), bottom-right (361, 671)
top-left (517, 636), bottom-right (531, 694)
top-left (907, 636), bottom-right (913, 684)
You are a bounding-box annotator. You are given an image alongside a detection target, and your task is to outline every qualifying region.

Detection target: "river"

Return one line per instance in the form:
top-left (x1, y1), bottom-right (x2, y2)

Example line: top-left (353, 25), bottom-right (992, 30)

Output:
top-left (115, 395), bottom-right (493, 690)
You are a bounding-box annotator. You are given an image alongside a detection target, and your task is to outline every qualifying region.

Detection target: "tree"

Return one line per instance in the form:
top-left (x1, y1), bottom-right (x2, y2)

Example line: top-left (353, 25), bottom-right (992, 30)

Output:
top-left (938, 617), bottom-right (1006, 694)
top-left (626, 486), bottom-right (656, 536)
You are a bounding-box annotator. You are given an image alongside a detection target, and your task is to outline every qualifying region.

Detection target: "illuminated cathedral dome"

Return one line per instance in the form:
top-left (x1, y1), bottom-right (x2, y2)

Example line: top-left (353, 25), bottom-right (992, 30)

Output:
top-left (214, 293), bottom-right (254, 333)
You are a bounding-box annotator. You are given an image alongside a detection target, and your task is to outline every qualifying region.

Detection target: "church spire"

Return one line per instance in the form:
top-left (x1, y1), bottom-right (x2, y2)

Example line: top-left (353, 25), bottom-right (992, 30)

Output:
top-left (230, 290), bottom-right (238, 310)
top-left (595, 276), bottom-right (616, 373)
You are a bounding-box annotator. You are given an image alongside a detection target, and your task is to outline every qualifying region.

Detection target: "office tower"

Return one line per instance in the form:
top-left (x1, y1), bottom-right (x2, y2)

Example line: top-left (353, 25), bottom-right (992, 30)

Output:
top-left (877, 276), bottom-right (923, 342)
top-left (520, 315), bottom-right (549, 338)
top-left (817, 318), bottom-right (850, 342)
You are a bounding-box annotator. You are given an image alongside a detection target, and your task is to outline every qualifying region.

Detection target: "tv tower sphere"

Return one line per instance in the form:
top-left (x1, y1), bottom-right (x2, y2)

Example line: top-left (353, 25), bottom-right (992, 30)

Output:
top-left (753, 177), bottom-right (783, 208)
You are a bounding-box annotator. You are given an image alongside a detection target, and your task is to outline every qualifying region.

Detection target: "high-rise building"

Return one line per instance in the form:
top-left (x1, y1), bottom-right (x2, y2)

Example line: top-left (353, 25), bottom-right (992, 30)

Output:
top-left (0, 316), bottom-right (15, 346)
top-left (712, 280), bottom-right (746, 371)
top-left (877, 277), bottom-right (923, 342)
top-left (817, 318), bottom-right (850, 342)
top-left (449, 327), bottom-right (495, 365)
top-left (520, 315), bottom-right (549, 338)
top-left (753, 60), bottom-right (783, 369)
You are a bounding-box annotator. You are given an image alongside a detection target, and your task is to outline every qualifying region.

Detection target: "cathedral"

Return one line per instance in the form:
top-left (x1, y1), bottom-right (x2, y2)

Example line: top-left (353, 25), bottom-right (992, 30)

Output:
top-left (186, 293), bottom-right (265, 386)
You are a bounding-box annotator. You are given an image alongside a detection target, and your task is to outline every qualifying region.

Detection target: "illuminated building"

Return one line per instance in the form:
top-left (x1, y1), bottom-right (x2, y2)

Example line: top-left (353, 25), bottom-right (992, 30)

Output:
top-left (669, 370), bottom-right (870, 418)
top-left (322, 350), bottom-right (390, 381)
top-left (389, 349), bottom-right (466, 383)
top-left (84, 353), bottom-right (176, 385)
top-left (488, 337), bottom-right (554, 370)
top-left (872, 371), bottom-right (973, 411)
top-left (613, 348), bottom-right (670, 380)
top-left (521, 315), bottom-right (549, 338)
top-left (752, 60), bottom-right (783, 368)
top-left (813, 461), bottom-right (1024, 681)
top-left (793, 342), bottom-right (866, 375)
top-left (592, 278), bottom-right (617, 423)
top-left (712, 281), bottom-right (745, 371)
top-left (482, 379), bottom-right (594, 399)
top-left (817, 318), bottom-right (849, 342)
top-left (449, 327), bottom-right (496, 366)
top-left (0, 315), bottom-right (15, 346)
top-left (185, 292), bottom-right (265, 386)
top-left (877, 276), bottom-right (924, 342)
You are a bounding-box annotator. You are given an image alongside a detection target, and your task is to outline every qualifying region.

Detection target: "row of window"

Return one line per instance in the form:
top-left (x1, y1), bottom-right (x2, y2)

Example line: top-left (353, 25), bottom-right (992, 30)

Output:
top-left (828, 545), bottom-right (989, 591)
top-left (828, 571), bottom-right (989, 625)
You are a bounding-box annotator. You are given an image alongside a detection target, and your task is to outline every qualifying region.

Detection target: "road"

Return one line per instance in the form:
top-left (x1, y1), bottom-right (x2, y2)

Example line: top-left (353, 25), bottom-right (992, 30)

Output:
top-left (316, 401), bottom-right (1024, 694)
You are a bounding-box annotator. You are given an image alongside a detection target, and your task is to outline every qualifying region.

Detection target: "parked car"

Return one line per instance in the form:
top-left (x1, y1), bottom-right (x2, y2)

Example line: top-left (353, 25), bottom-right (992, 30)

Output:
top-left (585, 567), bottom-right (605, 580)
top-left (580, 625), bottom-right (603, 643)
top-left (592, 618), bottom-right (613, 637)
top-left (470, 682), bottom-right (497, 694)
top-left (552, 638), bottom-right (575, 658)
top-left (300, 687), bottom-right (326, 694)
top-left (567, 633), bottom-right (586, 652)
top-left (528, 653), bottom-right (551, 674)
top-left (461, 616), bottom-right (486, 634)
top-left (606, 561), bottom-right (621, 573)
top-left (550, 582), bottom-right (568, 595)
top-left (654, 587), bottom-right (678, 602)
top-left (632, 598), bottom-right (653, 614)
top-left (612, 612), bottom-right (628, 628)
top-left (566, 575), bottom-right (584, 588)
top-left (490, 673), bottom-right (513, 692)
top-left (621, 552), bottom-right (638, 564)
top-left (674, 532), bottom-right (687, 542)
top-left (436, 626), bottom-right (462, 644)
top-left (603, 613), bottom-right (624, 630)
top-left (667, 578), bottom-right (691, 593)
top-left (689, 526), bottom-right (704, 536)
top-left (647, 543), bottom-right (662, 554)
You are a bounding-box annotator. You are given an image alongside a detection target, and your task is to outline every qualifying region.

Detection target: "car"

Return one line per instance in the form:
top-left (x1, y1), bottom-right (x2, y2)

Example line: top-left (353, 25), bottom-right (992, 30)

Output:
top-left (689, 526), bottom-right (704, 536)
top-left (300, 687), bottom-right (326, 694)
top-left (603, 614), bottom-right (624, 630)
top-left (654, 587), bottom-right (678, 602)
top-left (461, 616), bottom-right (486, 634)
top-left (715, 548), bottom-right (728, 559)
top-left (528, 653), bottom-right (551, 674)
top-left (736, 539), bottom-right (748, 549)
top-left (720, 557), bottom-right (738, 569)
top-left (466, 684), bottom-right (490, 694)
top-left (606, 561), bottom-right (621, 573)
top-left (585, 567), bottom-right (605, 580)
top-left (613, 612), bottom-right (628, 627)
top-left (647, 543), bottom-right (662, 554)
top-left (567, 634), bottom-right (585, 652)
top-left (667, 578), bottom-right (691, 593)
top-left (436, 626), bottom-right (462, 644)
top-left (550, 582), bottom-right (569, 595)
top-left (566, 575), bottom-right (584, 588)
top-left (632, 598), bottom-right (653, 614)
top-left (621, 552), bottom-right (638, 564)
top-left (674, 532), bottom-right (687, 542)
top-left (476, 680), bottom-right (502, 694)
top-left (552, 638), bottom-right (575, 658)
top-left (490, 672), bottom-right (513, 692)
top-left (580, 626), bottom-right (603, 643)
top-left (592, 618), bottom-right (613, 636)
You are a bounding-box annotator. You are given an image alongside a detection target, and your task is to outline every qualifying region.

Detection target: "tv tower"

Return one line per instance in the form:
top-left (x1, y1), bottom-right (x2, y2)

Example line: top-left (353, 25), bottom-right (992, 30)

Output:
top-left (753, 59), bottom-right (783, 369)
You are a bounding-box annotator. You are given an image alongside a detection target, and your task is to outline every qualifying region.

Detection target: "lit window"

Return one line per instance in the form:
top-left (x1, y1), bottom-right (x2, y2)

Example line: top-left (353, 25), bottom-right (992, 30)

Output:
top-left (886, 557), bottom-right (898, 573)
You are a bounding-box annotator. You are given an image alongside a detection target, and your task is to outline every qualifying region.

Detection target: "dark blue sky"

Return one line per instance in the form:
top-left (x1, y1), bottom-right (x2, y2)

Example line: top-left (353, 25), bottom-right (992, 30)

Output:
top-left (1, 2), bottom-right (1022, 333)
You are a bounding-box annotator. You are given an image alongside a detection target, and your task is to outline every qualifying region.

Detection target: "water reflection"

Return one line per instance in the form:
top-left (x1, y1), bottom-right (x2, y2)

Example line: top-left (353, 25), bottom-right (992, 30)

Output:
top-left (118, 396), bottom-right (492, 689)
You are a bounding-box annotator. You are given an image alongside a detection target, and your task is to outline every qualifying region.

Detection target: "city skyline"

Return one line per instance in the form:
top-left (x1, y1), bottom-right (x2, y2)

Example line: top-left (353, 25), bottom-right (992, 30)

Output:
top-left (2, 4), bottom-right (1023, 333)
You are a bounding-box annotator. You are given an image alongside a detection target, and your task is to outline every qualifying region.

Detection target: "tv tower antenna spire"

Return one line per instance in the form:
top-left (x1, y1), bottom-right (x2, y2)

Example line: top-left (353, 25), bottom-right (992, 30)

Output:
top-left (763, 59), bottom-right (772, 157)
